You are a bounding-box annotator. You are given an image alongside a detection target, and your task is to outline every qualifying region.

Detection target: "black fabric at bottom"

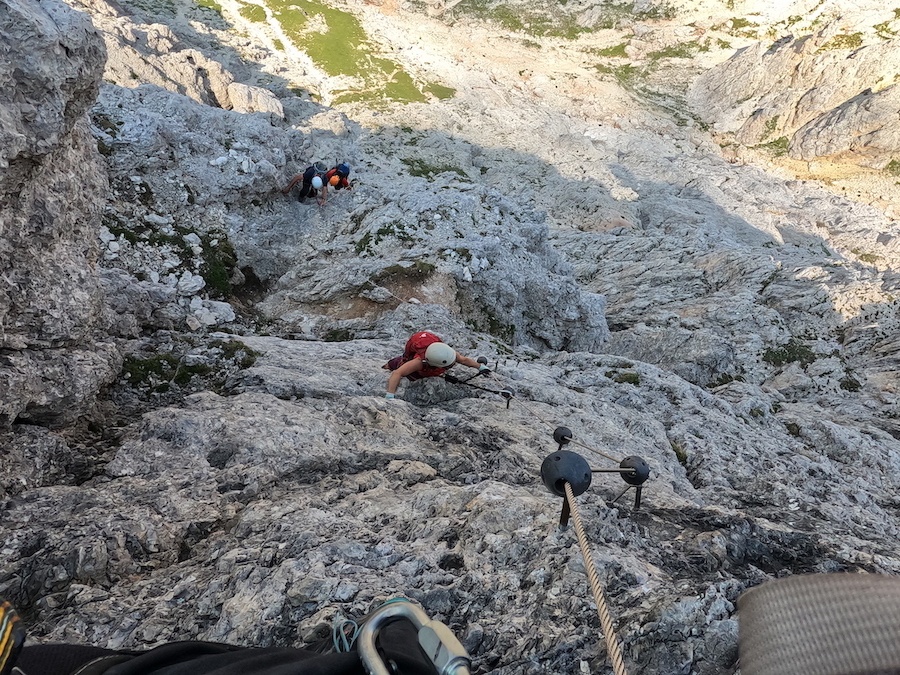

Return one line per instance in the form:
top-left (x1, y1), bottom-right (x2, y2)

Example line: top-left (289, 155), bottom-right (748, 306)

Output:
top-left (17, 620), bottom-right (436, 675)
top-left (16, 645), bottom-right (125, 675)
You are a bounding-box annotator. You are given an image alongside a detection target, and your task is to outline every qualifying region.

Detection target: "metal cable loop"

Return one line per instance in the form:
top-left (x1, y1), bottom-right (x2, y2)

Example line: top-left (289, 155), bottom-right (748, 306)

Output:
top-left (564, 482), bottom-right (628, 675)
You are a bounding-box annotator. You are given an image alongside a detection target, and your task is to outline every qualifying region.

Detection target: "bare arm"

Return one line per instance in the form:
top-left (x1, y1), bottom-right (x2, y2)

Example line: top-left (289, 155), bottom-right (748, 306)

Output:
top-left (282, 175), bottom-right (303, 194)
top-left (455, 353), bottom-right (481, 368)
top-left (387, 359), bottom-right (424, 393)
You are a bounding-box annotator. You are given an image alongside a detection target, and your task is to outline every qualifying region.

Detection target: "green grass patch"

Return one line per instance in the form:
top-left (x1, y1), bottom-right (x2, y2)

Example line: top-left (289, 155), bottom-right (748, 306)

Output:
top-left (122, 340), bottom-right (258, 395)
top-left (851, 249), bottom-right (881, 265)
top-left (423, 81), bottom-right (456, 100)
top-left (670, 440), bottom-right (687, 466)
top-left (93, 113), bottom-right (121, 137)
top-left (321, 328), bottom-right (354, 342)
top-left (595, 62), bottom-right (641, 87)
top-left (96, 138), bottom-right (114, 156)
top-left (785, 421), bottom-right (802, 437)
top-left (102, 215), bottom-right (139, 245)
top-left (648, 41), bottom-right (700, 60)
top-left (818, 32), bottom-right (863, 51)
top-left (729, 17), bottom-right (756, 30)
top-left (196, 0), bottom-right (222, 15)
top-left (714, 16), bottom-right (758, 37)
top-left (239, 3), bottom-right (267, 21)
top-left (840, 375), bottom-right (862, 391)
top-left (355, 221), bottom-right (416, 255)
top-left (524, 13), bottom-right (590, 39)
top-left (595, 4), bottom-right (636, 29)
top-left (268, 0), bottom-right (367, 76)
top-left (212, 339), bottom-right (258, 368)
top-left (761, 114), bottom-right (780, 140)
top-left (200, 235), bottom-right (238, 299)
top-left (479, 3), bottom-right (524, 31)
top-left (373, 260), bottom-right (436, 283)
top-left (122, 354), bottom-right (215, 391)
top-left (401, 158), bottom-right (469, 180)
top-left (123, 353), bottom-right (180, 386)
top-left (636, 3), bottom-right (675, 20)
top-left (266, 0), bottom-right (428, 104)
top-left (874, 21), bottom-right (897, 38)
top-left (382, 70), bottom-right (427, 103)
top-left (595, 42), bottom-right (629, 58)
top-left (606, 370), bottom-right (640, 384)
top-left (479, 310), bottom-right (516, 343)
top-left (755, 135), bottom-right (790, 157)
top-left (886, 159), bottom-right (900, 176)
top-left (454, 0), bottom-right (636, 37)
top-left (763, 339), bottom-right (817, 367)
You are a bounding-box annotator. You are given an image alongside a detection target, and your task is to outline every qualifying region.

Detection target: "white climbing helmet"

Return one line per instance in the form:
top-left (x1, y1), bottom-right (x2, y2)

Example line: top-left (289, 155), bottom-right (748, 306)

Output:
top-left (312, 176), bottom-right (324, 189)
top-left (425, 342), bottom-right (456, 367)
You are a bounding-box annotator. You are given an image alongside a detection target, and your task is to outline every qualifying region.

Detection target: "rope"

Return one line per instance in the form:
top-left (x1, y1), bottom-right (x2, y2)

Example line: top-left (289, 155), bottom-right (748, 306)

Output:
top-left (564, 482), bottom-right (629, 675)
top-left (331, 613), bottom-right (360, 652)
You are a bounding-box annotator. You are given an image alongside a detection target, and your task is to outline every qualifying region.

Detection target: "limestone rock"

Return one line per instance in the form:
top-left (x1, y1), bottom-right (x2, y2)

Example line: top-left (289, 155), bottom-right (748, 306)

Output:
top-left (7, 0), bottom-right (900, 672)
top-left (688, 31), bottom-right (900, 166)
top-left (791, 84), bottom-right (900, 167)
top-left (228, 82), bottom-right (285, 118)
top-left (5, 336), bottom-right (900, 673)
top-left (0, 0), bottom-right (119, 427)
top-left (66, 0), bottom-right (236, 108)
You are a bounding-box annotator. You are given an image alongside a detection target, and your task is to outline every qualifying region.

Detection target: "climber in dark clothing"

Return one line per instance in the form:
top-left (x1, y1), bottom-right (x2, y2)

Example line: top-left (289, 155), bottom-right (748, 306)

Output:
top-left (281, 162), bottom-right (328, 203)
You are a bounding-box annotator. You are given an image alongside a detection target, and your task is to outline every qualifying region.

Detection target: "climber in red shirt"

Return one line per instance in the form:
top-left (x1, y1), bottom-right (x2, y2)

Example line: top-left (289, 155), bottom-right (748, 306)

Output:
top-left (383, 331), bottom-right (488, 398)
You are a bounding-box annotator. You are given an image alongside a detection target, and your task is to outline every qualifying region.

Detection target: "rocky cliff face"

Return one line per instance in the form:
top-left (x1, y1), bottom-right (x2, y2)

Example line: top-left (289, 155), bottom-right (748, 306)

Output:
top-left (689, 29), bottom-right (900, 169)
top-left (3, 0), bottom-right (900, 673)
top-left (0, 0), bottom-right (120, 427)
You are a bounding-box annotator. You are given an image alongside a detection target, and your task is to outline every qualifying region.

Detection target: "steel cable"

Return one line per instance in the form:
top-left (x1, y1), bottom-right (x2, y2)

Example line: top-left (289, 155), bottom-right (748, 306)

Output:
top-left (483, 376), bottom-right (621, 464)
top-left (564, 482), bottom-right (628, 675)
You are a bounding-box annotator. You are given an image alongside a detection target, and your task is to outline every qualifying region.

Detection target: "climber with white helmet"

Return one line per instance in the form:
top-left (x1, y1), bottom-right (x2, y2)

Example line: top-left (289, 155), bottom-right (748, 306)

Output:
top-left (281, 161), bottom-right (328, 204)
top-left (383, 331), bottom-right (489, 399)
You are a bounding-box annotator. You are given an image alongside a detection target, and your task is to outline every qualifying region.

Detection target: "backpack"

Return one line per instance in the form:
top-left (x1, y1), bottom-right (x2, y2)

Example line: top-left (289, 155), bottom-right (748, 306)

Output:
top-left (404, 331), bottom-right (443, 360)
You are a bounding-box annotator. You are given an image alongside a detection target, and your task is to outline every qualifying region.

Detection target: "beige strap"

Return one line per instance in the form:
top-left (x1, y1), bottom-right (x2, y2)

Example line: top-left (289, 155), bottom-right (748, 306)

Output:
top-left (739, 573), bottom-right (900, 675)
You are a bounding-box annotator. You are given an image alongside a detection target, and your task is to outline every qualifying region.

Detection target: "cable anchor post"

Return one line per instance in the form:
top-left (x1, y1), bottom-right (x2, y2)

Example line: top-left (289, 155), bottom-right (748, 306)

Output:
top-left (553, 426), bottom-right (573, 452)
top-left (609, 456), bottom-right (650, 509)
top-left (540, 447), bottom-right (591, 529)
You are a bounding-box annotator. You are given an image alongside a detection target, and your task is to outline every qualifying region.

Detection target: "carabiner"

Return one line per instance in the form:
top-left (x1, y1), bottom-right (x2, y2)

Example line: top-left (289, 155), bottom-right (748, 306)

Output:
top-left (357, 600), bottom-right (471, 675)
